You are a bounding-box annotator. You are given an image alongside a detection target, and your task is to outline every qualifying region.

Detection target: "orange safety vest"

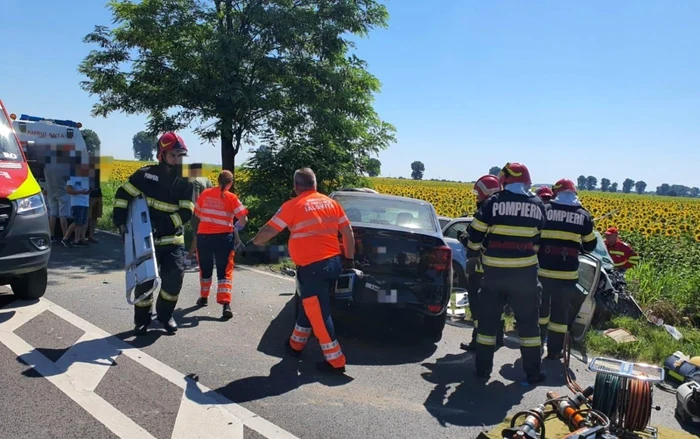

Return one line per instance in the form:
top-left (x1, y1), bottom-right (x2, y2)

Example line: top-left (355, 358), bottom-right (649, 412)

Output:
top-left (194, 187), bottom-right (248, 234)
top-left (267, 190), bottom-right (349, 267)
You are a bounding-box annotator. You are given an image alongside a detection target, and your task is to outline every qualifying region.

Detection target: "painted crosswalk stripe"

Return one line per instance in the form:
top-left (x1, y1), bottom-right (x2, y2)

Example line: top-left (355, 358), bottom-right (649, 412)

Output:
top-left (0, 298), bottom-right (299, 439)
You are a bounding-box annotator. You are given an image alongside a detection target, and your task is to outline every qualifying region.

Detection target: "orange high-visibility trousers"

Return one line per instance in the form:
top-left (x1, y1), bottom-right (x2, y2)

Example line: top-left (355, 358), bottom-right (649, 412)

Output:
top-left (290, 256), bottom-right (345, 369)
top-left (196, 233), bottom-right (236, 305)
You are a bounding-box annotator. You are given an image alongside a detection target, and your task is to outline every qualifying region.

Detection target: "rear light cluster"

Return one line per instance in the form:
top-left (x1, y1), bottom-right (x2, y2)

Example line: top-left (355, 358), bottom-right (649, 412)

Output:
top-left (427, 245), bottom-right (451, 271)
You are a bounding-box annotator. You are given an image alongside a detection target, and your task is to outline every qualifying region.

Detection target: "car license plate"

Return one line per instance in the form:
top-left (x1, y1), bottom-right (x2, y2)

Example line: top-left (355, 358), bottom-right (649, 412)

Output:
top-left (377, 289), bottom-right (397, 303)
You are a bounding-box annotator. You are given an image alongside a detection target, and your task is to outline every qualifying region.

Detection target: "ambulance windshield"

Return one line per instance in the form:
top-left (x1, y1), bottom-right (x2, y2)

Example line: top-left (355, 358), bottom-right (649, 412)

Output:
top-left (0, 110), bottom-right (22, 161)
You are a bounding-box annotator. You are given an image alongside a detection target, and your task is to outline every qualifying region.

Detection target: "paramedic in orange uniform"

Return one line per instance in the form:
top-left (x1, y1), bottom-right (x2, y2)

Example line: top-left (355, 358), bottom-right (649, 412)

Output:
top-left (248, 168), bottom-right (355, 374)
top-left (193, 171), bottom-right (249, 320)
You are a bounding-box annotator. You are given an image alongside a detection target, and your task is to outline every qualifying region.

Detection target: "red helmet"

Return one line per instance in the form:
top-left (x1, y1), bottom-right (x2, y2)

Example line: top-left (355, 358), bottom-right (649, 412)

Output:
top-left (497, 162), bottom-right (532, 186)
top-left (473, 174), bottom-right (502, 202)
top-left (552, 178), bottom-right (577, 196)
top-left (156, 132), bottom-right (188, 161)
top-left (536, 186), bottom-right (553, 199)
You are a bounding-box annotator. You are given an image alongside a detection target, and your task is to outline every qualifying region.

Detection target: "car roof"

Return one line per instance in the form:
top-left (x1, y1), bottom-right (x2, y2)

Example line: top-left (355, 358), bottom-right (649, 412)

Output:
top-left (329, 190), bottom-right (432, 206)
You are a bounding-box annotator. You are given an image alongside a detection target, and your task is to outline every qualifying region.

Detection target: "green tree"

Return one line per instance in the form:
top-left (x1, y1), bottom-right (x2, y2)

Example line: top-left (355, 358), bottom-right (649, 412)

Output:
top-left (81, 129), bottom-right (101, 155)
top-left (635, 180), bottom-right (647, 194)
top-left (489, 166), bottom-right (501, 176)
top-left (600, 178), bottom-right (611, 192)
top-left (622, 178), bottom-right (635, 193)
top-left (610, 182), bottom-right (618, 193)
top-left (586, 175), bottom-right (597, 191)
top-left (78, 0), bottom-right (393, 183)
top-left (132, 131), bottom-right (157, 161)
top-left (364, 157), bottom-right (381, 177)
top-left (411, 161), bottom-right (425, 180)
top-left (577, 175), bottom-right (587, 191)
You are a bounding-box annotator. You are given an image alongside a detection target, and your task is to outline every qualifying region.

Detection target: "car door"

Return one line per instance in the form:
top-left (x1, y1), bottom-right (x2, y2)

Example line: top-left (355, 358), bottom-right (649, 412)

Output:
top-left (442, 217), bottom-right (473, 240)
top-left (569, 253), bottom-right (603, 342)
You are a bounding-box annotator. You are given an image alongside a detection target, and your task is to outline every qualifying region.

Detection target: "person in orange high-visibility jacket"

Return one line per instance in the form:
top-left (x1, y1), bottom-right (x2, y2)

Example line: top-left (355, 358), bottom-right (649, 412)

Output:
top-left (248, 167), bottom-right (355, 375)
top-left (193, 171), bottom-right (249, 320)
top-left (604, 227), bottom-right (640, 272)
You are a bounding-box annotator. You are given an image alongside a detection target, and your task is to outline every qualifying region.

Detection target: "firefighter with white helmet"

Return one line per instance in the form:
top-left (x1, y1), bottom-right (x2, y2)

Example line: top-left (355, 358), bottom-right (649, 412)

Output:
top-left (459, 175), bottom-right (506, 352)
top-left (537, 178), bottom-right (596, 359)
top-left (465, 163), bottom-right (547, 384)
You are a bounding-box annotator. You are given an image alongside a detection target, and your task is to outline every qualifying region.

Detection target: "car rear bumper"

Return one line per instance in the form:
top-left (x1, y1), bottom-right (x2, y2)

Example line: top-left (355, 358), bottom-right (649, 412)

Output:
top-left (0, 209), bottom-right (51, 280)
top-left (331, 272), bottom-right (451, 316)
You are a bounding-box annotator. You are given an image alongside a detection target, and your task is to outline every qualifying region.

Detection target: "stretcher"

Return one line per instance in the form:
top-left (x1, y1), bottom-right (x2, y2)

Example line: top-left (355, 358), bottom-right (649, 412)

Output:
top-left (124, 194), bottom-right (160, 306)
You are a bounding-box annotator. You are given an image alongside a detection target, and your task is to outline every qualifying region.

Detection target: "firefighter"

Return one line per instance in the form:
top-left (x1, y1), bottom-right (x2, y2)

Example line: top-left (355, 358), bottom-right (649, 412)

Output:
top-left (536, 186), bottom-right (553, 204)
top-left (113, 132), bottom-right (194, 335)
top-left (247, 167), bottom-right (355, 374)
top-left (459, 174), bottom-right (505, 352)
top-left (194, 170), bottom-right (249, 319)
top-left (604, 227), bottom-right (640, 272)
top-left (465, 162), bottom-right (547, 384)
top-left (537, 178), bottom-right (597, 360)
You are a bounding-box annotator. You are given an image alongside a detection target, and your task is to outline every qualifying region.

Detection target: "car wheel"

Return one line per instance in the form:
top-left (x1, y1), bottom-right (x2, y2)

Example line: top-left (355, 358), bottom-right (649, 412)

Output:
top-left (424, 313), bottom-right (446, 342)
top-left (452, 262), bottom-right (467, 289)
top-left (10, 267), bottom-right (48, 300)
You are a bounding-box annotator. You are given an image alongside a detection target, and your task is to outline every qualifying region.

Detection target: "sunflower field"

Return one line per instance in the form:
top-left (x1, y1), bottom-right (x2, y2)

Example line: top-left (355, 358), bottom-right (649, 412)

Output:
top-left (101, 160), bottom-right (700, 325)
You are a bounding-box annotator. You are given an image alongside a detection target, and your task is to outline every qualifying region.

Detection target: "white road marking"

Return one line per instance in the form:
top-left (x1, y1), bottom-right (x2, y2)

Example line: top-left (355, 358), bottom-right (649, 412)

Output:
top-left (0, 298), bottom-right (300, 439)
top-left (237, 265), bottom-right (295, 282)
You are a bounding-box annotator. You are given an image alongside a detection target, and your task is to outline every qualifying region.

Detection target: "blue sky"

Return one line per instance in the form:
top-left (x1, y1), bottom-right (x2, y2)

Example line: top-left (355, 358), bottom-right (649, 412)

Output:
top-left (2, 0), bottom-right (699, 189)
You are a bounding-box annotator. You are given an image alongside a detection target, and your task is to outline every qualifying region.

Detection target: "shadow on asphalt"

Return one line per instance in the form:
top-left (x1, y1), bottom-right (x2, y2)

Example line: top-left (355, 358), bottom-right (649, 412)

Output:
top-left (256, 295), bottom-right (439, 367)
top-left (46, 231), bottom-right (124, 282)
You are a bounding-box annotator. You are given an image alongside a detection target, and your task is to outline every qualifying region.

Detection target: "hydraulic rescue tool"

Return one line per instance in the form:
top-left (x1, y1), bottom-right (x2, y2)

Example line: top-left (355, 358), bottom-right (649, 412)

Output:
top-left (124, 194), bottom-right (160, 306)
top-left (501, 404), bottom-right (547, 439)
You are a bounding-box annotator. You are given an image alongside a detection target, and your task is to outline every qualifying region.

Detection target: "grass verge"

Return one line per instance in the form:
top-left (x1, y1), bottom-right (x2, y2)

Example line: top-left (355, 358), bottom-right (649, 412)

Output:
top-left (584, 316), bottom-right (700, 364)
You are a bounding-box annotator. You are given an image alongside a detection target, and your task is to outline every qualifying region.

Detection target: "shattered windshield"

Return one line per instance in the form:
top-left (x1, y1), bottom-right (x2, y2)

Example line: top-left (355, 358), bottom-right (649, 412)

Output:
top-left (0, 107), bottom-right (23, 161)
top-left (589, 230), bottom-right (615, 268)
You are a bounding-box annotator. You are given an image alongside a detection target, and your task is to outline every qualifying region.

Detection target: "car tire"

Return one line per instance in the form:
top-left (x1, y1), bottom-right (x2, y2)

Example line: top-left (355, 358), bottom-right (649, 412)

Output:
top-left (424, 313), bottom-right (446, 342)
top-left (11, 267), bottom-right (48, 300)
top-left (452, 262), bottom-right (467, 289)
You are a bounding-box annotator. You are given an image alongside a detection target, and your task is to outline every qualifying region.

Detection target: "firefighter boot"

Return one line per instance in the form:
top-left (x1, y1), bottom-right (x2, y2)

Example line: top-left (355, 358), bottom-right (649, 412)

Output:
top-left (460, 328), bottom-right (478, 351)
top-left (222, 303), bottom-right (233, 320)
top-left (496, 322), bottom-right (505, 348)
top-left (163, 317), bottom-right (178, 334)
top-left (196, 297), bottom-right (208, 307)
top-left (134, 323), bottom-right (149, 336)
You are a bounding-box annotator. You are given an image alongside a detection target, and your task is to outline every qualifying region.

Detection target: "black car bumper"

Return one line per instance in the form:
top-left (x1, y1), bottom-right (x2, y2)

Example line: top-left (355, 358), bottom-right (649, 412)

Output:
top-left (330, 271), bottom-right (451, 316)
top-left (0, 206), bottom-right (51, 279)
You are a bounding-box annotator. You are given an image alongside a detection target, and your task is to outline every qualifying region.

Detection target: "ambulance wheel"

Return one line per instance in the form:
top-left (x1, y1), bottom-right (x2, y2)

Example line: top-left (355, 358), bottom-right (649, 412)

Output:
top-left (11, 267), bottom-right (48, 300)
top-left (424, 313), bottom-right (446, 342)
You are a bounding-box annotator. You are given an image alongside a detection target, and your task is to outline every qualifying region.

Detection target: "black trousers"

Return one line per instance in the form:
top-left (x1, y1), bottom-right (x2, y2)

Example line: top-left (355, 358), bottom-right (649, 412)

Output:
top-left (134, 245), bottom-right (186, 326)
top-left (467, 272), bottom-right (504, 345)
top-left (476, 265), bottom-right (542, 380)
top-left (539, 277), bottom-right (578, 356)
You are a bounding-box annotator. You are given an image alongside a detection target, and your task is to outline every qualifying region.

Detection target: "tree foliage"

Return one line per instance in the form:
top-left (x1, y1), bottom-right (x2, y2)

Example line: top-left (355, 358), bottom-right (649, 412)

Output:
top-left (577, 175), bottom-right (587, 191)
top-left (622, 178), bottom-right (635, 194)
top-left (489, 166), bottom-right (501, 176)
top-left (635, 180), bottom-right (647, 194)
top-left (81, 129), bottom-right (101, 155)
top-left (600, 178), bottom-right (610, 192)
top-left (78, 0), bottom-right (394, 180)
top-left (364, 157), bottom-right (381, 177)
top-left (132, 131), bottom-right (157, 161)
top-left (610, 182), bottom-right (618, 193)
top-left (411, 161), bottom-right (424, 180)
top-left (586, 175), bottom-right (597, 191)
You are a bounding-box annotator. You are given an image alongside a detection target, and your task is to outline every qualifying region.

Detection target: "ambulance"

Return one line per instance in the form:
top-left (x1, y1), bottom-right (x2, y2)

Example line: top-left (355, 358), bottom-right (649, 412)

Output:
top-left (0, 99), bottom-right (51, 300)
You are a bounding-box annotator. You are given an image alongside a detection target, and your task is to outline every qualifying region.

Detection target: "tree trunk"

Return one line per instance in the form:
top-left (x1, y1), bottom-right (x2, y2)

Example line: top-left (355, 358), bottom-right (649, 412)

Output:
top-left (221, 130), bottom-right (236, 190)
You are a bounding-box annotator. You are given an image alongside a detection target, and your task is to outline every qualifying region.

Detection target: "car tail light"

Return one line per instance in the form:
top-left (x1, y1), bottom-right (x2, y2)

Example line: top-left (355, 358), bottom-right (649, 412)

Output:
top-left (428, 245), bottom-right (451, 271)
top-left (427, 305), bottom-right (442, 313)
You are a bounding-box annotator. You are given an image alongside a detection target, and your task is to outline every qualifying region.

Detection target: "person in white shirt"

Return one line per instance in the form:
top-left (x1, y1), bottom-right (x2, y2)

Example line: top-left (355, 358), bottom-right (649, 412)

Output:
top-left (62, 163), bottom-right (92, 248)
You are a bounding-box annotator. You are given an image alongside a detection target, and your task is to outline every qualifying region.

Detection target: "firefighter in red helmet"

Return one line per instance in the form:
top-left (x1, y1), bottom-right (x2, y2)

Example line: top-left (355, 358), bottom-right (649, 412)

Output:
top-left (113, 132), bottom-right (194, 335)
top-left (536, 186), bottom-right (553, 204)
top-left (459, 175), bottom-right (506, 352)
top-left (537, 178), bottom-right (596, 360)
top-left (465, 163), bottom-right (547, 384)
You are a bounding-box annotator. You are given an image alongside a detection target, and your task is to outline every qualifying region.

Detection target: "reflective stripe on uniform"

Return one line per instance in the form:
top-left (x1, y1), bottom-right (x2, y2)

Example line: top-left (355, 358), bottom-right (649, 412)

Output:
top-left (154, 235), bottom-right (185, 246)
top-left (467, 240), bottom-right (481, 251)
top-left (470, 218), bottom-right (489, 232)
top-left (114, 198), bottom-right (128, 208)
top-left (291, 325), bottom-right (312, 344)
top-left (179, 199), bottom-right (195, 211)
top-left (147, 197), bottom-right (179, 213)
top-left (540, 230), bottom-right (581, 243)
top-left (477, 334), bottom-right (496, 346)
top-left (488, 224), bottom-right (540, 238)
top-left (200, 216), bottom-right (233, 228)
top-left (320, 339), bottom-right (344, 361)
top-left (548, 322), bottom-right (568, 333)
top-left (291, 227), bottom-right (338, 240)
top-left (481, 254), bottom-right (538, 268)
top-left (122, 182), bottom-right (141, 197)
top-left (170, 213), bottom-right (183, 227)
top-left (135, 298), bottom-right (153, 308)
top-left (538, 268), bottom-right (579, 280)
top-left (270, 216), bottom-right (287, 229)
top-left (159, 289), bottom-right (178, 302)
top-left (609, 250), bottom-right (625, 256)
top-left (582, 232), bottom-right (596, 243)
top-left (539, 315), bottom-right (550, 325)
top-left (520, 337), bottom-right (541, 347)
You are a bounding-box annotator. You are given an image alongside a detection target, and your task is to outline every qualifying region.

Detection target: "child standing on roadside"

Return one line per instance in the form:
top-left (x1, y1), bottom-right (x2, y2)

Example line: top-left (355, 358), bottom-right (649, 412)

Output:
top-left (62, 163), bottom-right (92, 248)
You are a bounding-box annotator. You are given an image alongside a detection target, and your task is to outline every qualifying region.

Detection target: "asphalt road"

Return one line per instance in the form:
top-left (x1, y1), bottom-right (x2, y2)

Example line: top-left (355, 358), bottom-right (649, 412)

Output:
top-left (0, 230), bottom-right (698, 439)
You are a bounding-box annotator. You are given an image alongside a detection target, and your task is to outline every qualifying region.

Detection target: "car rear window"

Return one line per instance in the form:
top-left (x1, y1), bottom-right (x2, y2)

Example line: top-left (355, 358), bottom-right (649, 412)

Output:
top-left (333, 194), bottom-right (437, 232)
